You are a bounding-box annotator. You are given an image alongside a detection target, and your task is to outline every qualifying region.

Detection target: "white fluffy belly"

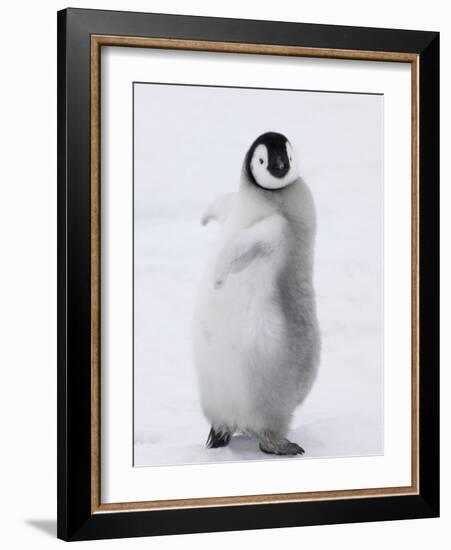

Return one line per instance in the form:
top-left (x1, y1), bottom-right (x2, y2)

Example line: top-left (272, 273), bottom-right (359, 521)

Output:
top-left (193, 262), bottom-right (285, 431)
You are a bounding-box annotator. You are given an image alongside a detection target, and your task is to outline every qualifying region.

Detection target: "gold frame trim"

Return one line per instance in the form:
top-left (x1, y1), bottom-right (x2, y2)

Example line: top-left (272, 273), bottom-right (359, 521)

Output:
top-left (90, 35), bottom-right (420, 514)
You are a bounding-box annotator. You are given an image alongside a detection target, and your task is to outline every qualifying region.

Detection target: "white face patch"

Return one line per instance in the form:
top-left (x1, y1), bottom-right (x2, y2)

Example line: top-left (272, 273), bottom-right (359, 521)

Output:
top-left (250, 142), bottom-right (299, 190)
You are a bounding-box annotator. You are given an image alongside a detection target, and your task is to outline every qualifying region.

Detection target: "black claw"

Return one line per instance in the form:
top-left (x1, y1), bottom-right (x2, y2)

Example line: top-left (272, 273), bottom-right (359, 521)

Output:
top-left (206, 427), bottom-right (231, 448)
top-left (259, 443), bottom-right (273, 455)
top-left (259, 442), bottom-right (305, 456)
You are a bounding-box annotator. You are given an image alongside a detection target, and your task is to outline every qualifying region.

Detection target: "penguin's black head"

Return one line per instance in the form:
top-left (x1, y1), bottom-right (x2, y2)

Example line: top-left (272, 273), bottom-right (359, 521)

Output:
top-left (245, 132), bottom-right (299, 190)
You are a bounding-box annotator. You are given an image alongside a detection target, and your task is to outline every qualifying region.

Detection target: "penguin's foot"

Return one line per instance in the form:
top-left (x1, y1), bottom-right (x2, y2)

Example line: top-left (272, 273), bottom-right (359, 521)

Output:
top-left (206, 427), bottom-right (232, 448)
top-left (258, 435), bottom-right (305, 456)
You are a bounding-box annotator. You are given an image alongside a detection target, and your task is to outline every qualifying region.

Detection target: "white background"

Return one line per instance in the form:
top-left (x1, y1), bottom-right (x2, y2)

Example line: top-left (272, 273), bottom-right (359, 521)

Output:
top-left (0, 0), bottom-right (448, 548)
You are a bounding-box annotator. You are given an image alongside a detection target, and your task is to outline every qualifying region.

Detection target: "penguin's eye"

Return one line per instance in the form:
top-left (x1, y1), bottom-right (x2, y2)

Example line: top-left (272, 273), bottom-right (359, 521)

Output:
top-left (259, 158), bottom-right (264, 165)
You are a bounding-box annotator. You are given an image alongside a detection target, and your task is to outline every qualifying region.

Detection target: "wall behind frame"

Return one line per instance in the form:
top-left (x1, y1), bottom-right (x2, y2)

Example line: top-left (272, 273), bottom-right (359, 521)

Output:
top-left (0, 0), bottom-right (447, 549)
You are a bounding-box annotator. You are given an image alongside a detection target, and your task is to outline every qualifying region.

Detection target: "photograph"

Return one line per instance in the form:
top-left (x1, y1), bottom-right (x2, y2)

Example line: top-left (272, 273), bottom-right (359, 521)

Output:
top-left (133, 82), bottom-right (384, 467)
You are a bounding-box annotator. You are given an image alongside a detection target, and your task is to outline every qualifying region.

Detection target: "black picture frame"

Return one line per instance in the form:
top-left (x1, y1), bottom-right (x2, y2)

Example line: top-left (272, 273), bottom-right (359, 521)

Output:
top-left (57, 7), bottom-right (439, 541)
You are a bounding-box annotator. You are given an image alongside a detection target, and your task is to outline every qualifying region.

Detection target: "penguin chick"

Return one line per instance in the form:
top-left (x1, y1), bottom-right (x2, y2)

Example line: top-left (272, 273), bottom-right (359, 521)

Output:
top-left (193, 132), bottom-right (320, 456)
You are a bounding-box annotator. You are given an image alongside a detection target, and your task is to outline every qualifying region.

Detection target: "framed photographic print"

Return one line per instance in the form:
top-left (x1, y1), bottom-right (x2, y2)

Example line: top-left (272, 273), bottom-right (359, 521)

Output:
top-left (57, 8), bottom-right (439, 541)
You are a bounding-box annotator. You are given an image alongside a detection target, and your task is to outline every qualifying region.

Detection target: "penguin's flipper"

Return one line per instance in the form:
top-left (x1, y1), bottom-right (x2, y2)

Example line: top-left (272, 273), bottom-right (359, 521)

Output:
top-left (206, 427), bottom-right (232, 448)
top-left (201, 193), bottom-right (236, 226)
top-left (214, 213), bottom-right (285, 288)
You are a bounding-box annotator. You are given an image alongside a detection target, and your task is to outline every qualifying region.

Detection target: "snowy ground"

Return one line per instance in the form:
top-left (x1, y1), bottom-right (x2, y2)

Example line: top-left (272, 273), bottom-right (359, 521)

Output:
top-left (133, 83), bottom-right (384, 466)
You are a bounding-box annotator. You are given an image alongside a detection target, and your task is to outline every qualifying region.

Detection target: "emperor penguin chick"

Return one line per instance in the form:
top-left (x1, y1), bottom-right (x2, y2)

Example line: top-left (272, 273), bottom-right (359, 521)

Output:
top-left (193, 132), bottom-right (320, 456)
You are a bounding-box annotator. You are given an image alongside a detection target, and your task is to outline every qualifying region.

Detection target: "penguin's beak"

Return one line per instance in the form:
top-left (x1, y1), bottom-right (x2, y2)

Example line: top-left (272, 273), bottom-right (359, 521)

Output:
top-left (269, 157), bottom-right (289, 178)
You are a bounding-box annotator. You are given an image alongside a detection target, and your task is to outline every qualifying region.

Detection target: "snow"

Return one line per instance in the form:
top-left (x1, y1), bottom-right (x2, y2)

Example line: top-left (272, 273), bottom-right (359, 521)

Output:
top-left (133, 83), bottom-right (384, 466)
